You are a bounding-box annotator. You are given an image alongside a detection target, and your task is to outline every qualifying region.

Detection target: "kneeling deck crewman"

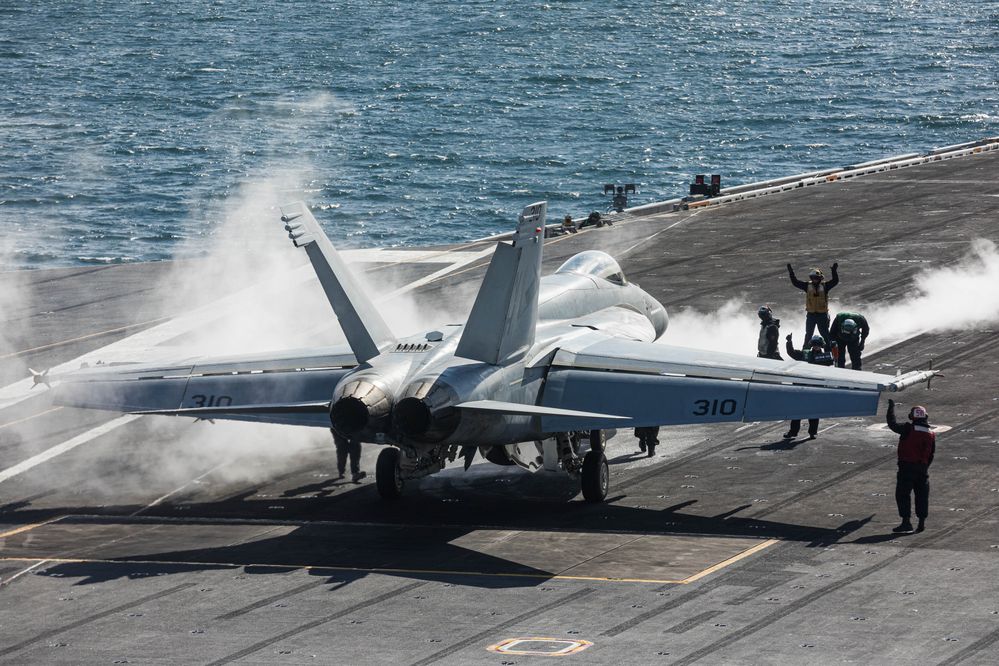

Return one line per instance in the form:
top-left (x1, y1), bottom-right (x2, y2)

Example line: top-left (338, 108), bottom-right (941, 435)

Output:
top-left (829, 311), bottom-right (870, 370)
top-left (887, 399), bottom-right (936, 534)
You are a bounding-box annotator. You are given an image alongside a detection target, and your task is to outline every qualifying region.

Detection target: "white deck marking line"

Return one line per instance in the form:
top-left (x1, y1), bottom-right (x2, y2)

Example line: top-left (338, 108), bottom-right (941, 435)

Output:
top-left (0, 316), bottom-right (173, 360)
top-left (129, 461), bottom-right (231, 517)
top-left (379, 246), bottom-right (495, 300)
top-left (621, 214), bottom-right (694, 256)
top-left (0, 406), bottom-right (64, 430)
top-left (0, 415), bottom-right (139, 485)
top-left (0, 559), bottom-right (49, 587)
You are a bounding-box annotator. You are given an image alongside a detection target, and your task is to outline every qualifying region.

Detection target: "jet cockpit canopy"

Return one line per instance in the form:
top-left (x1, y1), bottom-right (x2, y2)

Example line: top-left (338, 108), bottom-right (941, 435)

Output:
top-left (555, 250), bottom-right (627, 285)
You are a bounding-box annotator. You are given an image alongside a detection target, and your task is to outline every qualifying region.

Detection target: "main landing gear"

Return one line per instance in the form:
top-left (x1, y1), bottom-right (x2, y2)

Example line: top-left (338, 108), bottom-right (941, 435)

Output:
top-left (375, 447), bottom-right (404, 500)
top-left (580, 428), bottom-right (608, 503)
top-left (374, 429), bottom-right (611, 503)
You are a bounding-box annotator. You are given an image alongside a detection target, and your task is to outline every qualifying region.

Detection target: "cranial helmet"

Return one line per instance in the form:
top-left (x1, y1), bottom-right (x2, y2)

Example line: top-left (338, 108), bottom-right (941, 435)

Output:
top-left (810, 334), bottom-right (825, 347)
top-left (809, 268), bottom-right (823, 279)
top-left (842, 318), bottom-right (857, 333)
top-left (910, 405), bottom-right (928, 420)
top-left (758, 305), bottom-right (772, 321)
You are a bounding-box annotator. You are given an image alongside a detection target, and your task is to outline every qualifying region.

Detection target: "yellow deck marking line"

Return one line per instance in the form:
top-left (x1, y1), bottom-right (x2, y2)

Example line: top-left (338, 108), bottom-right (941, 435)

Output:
top-left (0, 538), bottom-right (778, 585)
top-left (679, 538), bottom-right (779, 584)
top-left (0, 515), bottom-right (66, 539)
top-left (1, 316), bottom-right (173, 360)
top-left (0, 559), bottom-right (50, 587)
top-left (0, 415), bottom-right (140, 485)
top-left (0, 406), bottom-right (63, 430)
top-left (0, 556), bottom-right (689, 584)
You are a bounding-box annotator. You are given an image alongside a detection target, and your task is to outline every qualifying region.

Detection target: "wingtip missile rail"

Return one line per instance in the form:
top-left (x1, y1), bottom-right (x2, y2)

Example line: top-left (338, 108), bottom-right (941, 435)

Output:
top-left (884, 369), bottom-right (940, 393)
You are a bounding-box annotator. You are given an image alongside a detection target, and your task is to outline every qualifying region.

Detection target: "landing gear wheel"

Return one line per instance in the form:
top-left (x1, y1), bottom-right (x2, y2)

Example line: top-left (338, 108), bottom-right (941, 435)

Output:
top-left (376, 447), bottom-right (404, 500)
top-left (581, 450), bottom-right (609, 503)
top-left (589, 429), bottom-right (605, 454)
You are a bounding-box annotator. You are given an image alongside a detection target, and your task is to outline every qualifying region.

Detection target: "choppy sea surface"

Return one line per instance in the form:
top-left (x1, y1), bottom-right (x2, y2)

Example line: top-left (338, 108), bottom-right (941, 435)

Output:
top-left (1, 1), bottom-right (996, 269)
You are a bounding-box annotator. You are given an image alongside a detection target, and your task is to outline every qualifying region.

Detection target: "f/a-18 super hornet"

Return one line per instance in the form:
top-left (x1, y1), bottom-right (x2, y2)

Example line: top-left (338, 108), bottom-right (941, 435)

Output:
top-left (52, 201), bottom-right (935, 502)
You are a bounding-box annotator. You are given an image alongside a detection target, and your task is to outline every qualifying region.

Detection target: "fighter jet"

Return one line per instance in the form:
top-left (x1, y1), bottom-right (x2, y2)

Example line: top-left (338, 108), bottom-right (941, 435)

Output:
top-left (52, 201), bottom-right (935, 502)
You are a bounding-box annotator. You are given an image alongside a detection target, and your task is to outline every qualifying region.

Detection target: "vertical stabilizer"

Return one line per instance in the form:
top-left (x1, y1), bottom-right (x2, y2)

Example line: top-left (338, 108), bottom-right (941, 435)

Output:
top-left (280, 202), bottom-right (396, 364)
top-left (455, 202), bottom-right (546, 365)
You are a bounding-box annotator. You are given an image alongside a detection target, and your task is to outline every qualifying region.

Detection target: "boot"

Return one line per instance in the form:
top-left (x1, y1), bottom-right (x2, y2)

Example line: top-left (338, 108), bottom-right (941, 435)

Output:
top-left (647, 440), bottom-right (657, 457)
top-left (352, 471), bottom-right (367, 483)
top-left (916, 518), bottom-right (925, 533)
top-left (336, 470), bottom-right (345, 480)
top-left (892, 519), bottom-right (914, 534)
top-left (783, 431), bottom-right (796, 439)
top-left (638, 438), bottom-right (646, 453)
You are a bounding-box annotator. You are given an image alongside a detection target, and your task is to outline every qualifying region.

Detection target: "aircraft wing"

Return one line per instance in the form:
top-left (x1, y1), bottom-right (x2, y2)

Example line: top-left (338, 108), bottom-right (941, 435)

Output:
top-left (52, 346), bottom-right (356, 428)
top-left (537, 338), bottom-right (925, 431)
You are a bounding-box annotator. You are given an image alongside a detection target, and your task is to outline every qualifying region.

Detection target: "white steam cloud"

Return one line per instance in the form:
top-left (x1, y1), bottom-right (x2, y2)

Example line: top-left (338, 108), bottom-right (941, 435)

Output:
top-left (660, 239), bottom-right (999, 359)
top-left (865, 238), bottom-right (999, 344)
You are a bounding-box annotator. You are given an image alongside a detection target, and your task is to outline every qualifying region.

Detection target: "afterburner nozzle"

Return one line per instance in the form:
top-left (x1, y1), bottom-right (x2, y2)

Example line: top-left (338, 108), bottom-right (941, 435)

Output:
top-left (392, 380), bottom-right (460, 443)
top-left (329, 378), bottom-right (391, 437)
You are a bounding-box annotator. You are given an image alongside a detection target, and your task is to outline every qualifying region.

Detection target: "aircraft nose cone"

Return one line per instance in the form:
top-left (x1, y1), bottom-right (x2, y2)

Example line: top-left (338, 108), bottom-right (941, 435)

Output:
top-left (330, 378), bottom-right (391, 436)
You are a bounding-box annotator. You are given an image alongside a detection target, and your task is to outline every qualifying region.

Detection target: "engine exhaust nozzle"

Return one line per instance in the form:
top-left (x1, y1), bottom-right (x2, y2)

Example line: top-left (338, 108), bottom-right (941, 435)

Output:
top-left (392, 380), bottom-right (460, 443)
top-left (330, 378), bottom-right (391, 437)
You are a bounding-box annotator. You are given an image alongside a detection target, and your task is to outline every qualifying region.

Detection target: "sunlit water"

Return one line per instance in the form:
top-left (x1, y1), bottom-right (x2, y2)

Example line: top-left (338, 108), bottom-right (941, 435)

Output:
top-left (1, 1), bottom-right (996, 268)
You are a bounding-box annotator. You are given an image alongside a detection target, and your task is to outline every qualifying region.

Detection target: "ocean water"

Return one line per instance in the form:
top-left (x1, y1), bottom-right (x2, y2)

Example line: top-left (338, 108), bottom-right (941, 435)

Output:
top-left (1, 0), bottom-right (996, 269)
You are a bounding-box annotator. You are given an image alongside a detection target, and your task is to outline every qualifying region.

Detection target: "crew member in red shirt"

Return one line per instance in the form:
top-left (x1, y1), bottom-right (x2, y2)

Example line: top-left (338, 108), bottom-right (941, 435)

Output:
top-left (886, 399), bottom-right (936, 534)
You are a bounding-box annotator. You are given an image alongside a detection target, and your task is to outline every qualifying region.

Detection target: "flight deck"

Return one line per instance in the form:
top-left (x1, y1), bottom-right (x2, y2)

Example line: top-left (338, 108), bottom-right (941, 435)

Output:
top-left (1, 145), bottom-right (998, 664)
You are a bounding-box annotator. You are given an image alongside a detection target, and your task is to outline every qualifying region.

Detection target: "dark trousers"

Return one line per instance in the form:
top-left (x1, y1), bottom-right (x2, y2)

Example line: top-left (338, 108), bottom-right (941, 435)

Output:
top-left (804, 312), bottom-right (831, 347)
top-left (835, 340), bottom-right (863, 370)
top-left (635, 426), bottom-right (660, 445)
top-left (896, 461), bottom-right (930, 519)
top-left (787, 419), bottom-right (819, 437)
top-left (333, 433), bottom-right (361, 475)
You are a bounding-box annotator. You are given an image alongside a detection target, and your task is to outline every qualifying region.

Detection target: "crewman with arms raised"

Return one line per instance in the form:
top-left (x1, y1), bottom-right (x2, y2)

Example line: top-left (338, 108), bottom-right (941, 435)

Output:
top-left (787, 262), bottom-right (839, 346)
top-left (886, 400), bottom-right (936, 534)
top-left (782, 333), bottom-right (834, 439)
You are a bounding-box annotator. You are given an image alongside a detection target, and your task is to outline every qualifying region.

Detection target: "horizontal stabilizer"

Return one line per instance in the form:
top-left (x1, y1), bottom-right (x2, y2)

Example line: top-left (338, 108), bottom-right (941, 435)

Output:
top-left (135, 401), bottom-right (330, 416)
top-left (456, 399), bottom-right (626, 420)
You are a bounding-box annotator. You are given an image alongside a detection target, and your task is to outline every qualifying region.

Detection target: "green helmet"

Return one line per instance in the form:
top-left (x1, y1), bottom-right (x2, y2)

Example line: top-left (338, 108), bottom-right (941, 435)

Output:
top-left (842, 318), bottom-right (857, 334)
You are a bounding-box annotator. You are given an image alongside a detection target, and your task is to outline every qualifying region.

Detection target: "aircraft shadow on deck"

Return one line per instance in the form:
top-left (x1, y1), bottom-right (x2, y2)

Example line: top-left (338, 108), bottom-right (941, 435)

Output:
top-left (10, 478), bottom-right (873, 590)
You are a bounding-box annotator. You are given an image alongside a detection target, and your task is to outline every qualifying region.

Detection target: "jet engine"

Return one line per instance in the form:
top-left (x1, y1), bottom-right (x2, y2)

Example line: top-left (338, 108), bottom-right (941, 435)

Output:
top-left (329, 376), bottom-right (392, 438)
top-left (392, 379), bottom-right (461, 443)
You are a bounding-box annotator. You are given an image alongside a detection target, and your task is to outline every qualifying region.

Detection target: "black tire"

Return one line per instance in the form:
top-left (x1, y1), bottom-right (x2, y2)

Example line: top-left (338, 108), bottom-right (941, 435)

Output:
top-left (376, 447), bottom-right (403, 500)
top-left (484, 446), bottom-right (515, 466)
top-left (581, 450), bottom-right (609, 503)
top-left (588, 429), bottom-right (605, 454)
